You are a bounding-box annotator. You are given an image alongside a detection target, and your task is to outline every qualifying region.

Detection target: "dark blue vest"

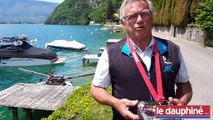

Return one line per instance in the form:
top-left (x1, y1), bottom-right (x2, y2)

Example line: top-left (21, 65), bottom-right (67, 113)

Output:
top-left (107, 37), bottom-right (180, 120)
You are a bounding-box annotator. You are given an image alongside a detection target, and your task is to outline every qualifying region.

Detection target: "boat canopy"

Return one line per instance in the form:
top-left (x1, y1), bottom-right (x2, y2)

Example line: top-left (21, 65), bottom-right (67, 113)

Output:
top-left (45, 40), bottom-right (86, 50)
top-left (0, 41), bottom-right (57, 60)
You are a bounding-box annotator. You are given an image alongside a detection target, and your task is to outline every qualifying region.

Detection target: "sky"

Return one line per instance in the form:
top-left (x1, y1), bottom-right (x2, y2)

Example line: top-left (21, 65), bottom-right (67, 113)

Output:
top-left (37, 0), bottom-right (64, 3)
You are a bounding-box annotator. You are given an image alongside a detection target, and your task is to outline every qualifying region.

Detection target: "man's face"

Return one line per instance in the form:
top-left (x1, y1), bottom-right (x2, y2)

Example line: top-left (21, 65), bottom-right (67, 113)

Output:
top-left (122, 1), bottom-right (153, 40)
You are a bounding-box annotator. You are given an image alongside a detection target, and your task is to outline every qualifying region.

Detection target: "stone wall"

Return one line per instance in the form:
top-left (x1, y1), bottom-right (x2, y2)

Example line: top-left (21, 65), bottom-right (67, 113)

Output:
top-left (152, 26), bottom-right (212, 46)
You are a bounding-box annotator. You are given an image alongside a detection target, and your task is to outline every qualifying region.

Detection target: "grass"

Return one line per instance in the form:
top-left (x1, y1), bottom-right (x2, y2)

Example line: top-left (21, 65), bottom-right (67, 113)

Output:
top-left (42, 82), bottom-right (112, 120)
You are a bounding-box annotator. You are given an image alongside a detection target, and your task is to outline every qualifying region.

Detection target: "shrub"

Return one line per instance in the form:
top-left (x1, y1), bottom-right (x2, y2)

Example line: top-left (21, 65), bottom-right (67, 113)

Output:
top-left (42, 82), bottom-right (112, 120)
top-left (195, 0), bottom-right (213, 35)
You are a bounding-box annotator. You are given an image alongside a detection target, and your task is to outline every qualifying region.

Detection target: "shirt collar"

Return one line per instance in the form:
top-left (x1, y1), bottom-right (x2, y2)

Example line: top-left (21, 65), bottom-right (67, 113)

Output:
top-left (131, 37), bottom-right (154, 52)
top-left (121, 37), bottom-right (167, 56)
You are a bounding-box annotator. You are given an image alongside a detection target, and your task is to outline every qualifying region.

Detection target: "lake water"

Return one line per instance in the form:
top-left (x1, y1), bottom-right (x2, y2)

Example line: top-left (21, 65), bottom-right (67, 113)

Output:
top-left (0, 24), bottom-right (124, 120)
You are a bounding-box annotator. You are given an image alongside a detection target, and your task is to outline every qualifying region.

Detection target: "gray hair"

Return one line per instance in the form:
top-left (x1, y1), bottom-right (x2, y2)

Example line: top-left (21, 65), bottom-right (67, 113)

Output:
top-left (119, 0), bottom-right (154, 19)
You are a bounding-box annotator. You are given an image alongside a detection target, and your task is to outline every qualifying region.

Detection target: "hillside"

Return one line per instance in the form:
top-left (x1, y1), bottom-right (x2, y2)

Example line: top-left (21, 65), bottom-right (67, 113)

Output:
top-left (45, 0), bottom-right (122, 25)
top-left (0, 0), bottom-right (58, 23)
top-left (45, 0), bottom-right (102, 25)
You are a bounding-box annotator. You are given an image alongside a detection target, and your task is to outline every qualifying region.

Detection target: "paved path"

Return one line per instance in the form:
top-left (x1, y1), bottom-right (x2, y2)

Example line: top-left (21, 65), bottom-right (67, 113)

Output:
top-left (153, 32), bottom-right (213, 119)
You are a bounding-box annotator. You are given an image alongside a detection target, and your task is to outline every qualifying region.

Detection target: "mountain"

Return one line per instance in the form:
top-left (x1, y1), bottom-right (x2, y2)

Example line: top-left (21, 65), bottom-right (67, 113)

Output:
top-left (0, 0), bottom-right (59, 23)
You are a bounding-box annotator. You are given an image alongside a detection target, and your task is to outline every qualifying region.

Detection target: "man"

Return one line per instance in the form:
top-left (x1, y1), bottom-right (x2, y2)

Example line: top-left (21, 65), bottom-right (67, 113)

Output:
top-left (90, 0), bottom-right (193, 119)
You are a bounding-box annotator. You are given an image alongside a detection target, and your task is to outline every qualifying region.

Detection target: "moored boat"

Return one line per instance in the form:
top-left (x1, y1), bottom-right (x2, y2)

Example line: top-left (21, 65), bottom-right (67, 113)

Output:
top-left (45, 40), bottom-right (86, 50)
top-left (43, 74), bottom-right (72, 86)
top-left (19, 67), bottom-right (72, 86)
top-left (0, 35), bottom-right (65, 67)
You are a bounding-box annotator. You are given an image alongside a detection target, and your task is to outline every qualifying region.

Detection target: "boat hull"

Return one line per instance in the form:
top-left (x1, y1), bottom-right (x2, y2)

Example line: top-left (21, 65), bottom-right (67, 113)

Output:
top-left (0, 58), bottom-right (65, 67)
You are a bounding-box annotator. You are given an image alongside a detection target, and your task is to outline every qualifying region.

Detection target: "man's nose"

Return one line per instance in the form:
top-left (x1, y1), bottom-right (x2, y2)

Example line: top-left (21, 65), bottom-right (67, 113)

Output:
top-left (136, 14), bottom-right (144, 22)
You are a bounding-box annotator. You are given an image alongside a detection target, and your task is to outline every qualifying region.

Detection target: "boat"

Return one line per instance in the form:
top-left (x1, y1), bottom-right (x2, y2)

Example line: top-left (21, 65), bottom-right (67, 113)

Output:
top-left (45, 40), bottom-right (86, 50)
top-left (100, 27), bottom-right (111, 31)
top-left (0, 35), bottom-right (65, 67)
top-left (42, 74), bottom-right (72, 86)
top-left (19, 67), bottom-right (72, 86)
top-left (19, 67), bottom-right (94, 87)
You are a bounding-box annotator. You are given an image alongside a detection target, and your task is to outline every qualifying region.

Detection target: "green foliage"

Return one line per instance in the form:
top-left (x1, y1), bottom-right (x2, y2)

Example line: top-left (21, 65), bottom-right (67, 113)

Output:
top-left (107, 0), bottom-right (114, 19)
top-left (153, 0), bottom-right (193, 27)
top-left (89, 0), bottom-right (120, 23)
top-left (190, 0), bottom-right (201, 23)
top-left (42, 82), bottom-right (112, 120)
top-left (195, 0), bottom-right (213, 34)
top-left (153, 0), bottom-right (171, 26)
top-left (88, 1), bottom-right (109, 23)
top-left (46, 0), bottom-right (122, 25)
top-left (45, 0), bottom-right (93, 25)
top-left (111, 0), bottom-right (122, 13)
top-left (171, 0), bottom-right (191, 26)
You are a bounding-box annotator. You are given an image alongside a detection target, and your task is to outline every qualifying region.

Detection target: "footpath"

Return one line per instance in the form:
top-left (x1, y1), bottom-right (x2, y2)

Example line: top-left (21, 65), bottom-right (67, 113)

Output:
top-left (153, 32), bottom-right (213, 119)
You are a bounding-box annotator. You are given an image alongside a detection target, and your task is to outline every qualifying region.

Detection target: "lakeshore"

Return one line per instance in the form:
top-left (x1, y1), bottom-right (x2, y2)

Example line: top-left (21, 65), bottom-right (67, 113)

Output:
top-left (0, 24), bottom-right (125, 120)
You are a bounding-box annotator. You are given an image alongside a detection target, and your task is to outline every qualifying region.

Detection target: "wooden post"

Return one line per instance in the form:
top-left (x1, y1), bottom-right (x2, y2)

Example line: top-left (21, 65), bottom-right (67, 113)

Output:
top-left (24, 108), bottom-right (33, 120)
top-left (9, 107), bottom-right (18, 120)
top-left (82, 58), bottom-right (86, 65)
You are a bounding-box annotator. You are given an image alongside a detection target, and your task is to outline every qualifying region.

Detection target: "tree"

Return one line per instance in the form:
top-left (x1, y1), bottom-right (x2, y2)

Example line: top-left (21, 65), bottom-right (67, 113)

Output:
top-left (195, 0), bottom-right (213, 39)
top-left (107, 0), bottom-right (114, 19)
top-left (171, 0), bottom-right (191, 26)
top-left (190, 0), bottom-right (201, 23)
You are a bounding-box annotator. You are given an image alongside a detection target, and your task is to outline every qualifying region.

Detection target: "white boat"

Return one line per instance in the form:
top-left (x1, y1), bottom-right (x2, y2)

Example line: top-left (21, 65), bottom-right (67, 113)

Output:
top-left (100, 27), bottom-right (111, 31)
top-left (45, 40), bottom-right (86, 50)
top-left (0, 35), bottom-right (65, 67)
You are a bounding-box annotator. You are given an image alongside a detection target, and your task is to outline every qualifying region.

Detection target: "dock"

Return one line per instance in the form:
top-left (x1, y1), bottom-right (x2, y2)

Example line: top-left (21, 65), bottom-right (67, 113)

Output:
top-left (106, 39), bottom-right (121, 46)
top-left (82, 38), bottom-right (121, 65)
top-left (82, 47), bottom-right (106, 65)
top-left (0, 83), bottom-right (78, 120)
top-left (82, 54), bottom-right (100, 65)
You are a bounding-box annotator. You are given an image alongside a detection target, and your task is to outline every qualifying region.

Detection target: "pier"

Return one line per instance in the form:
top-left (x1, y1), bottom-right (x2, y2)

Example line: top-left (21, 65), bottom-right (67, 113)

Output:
top-left (82, 47), bottom-right (106, 65)
top-left (82, 39), bottom-right (121, 65)
top-left (0, 83), bottom-right (78, 120)
top-left (82, 54), bottom-right (100, 65)
top-left (106, 39), bottom-right (121, 46)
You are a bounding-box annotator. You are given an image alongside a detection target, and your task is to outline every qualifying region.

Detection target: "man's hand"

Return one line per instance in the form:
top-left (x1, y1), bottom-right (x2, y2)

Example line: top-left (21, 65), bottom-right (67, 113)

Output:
top-left (168, 97), bottom-right (187, 106)
top-left (114, 99), bottom-right (140, 120)
top-left (90, 86), bottom-right (139, 119)
top-left (169, 82), bottom-right (192, 106)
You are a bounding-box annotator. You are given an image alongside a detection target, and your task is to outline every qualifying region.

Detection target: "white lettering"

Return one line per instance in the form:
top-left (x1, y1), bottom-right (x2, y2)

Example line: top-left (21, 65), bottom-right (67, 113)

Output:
top-left (165, 107), bottom-right (170, 114)
top-left (159, 106), bottom-right (205, 116)
top-left (156, 107), bottom-right (163, 115)
top-left (132, 52), bottom-right (139, 63)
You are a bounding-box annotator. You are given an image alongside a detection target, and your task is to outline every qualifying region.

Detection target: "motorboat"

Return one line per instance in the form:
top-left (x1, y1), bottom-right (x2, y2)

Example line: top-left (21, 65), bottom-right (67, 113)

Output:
top-left (19, 67), bottom-right (72, 86)
top-left (44, 74), bottom-right (72, 86)
top-left (45, 40), bottom-right (86, 50)
top-left (0, 35), bottom-right (65, 67)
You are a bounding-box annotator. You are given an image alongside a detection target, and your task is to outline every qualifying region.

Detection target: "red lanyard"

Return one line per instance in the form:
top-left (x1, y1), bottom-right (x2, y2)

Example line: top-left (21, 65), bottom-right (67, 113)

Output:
top-left (126, 37), bottom-right (165, 102)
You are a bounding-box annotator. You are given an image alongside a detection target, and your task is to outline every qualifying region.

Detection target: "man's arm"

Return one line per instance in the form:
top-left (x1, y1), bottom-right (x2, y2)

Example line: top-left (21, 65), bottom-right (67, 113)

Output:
top-left (169, 81), bottom-right (193, 106)
top-left (90, 85), bottom-right (139, 120)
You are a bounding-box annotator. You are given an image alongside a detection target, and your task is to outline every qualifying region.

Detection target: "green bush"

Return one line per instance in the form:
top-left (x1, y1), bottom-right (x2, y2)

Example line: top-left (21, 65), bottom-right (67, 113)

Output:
top-left (153, 0), bottom-right (193, 27)
top-left (171, 0), bottom-right (191, 26)
top-left (42, 82), bottom-right (112, 120)
top-left (153, 0), bottom-right (171, 26)
top-left (190, 0), bottom-right (201, 23)
top-left (195, 0), bottom-right (213, 36)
